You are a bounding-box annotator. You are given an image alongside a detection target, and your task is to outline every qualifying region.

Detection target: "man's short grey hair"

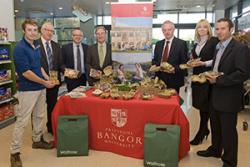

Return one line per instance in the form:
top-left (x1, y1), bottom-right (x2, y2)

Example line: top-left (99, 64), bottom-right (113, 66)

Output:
top-left (162, 20), bottom-right (175, 29)
top-left (41, 21), bottom-right (54, 30)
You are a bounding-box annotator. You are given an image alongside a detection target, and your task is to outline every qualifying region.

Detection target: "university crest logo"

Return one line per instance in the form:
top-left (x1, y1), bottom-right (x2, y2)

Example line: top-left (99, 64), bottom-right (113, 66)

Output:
top-left (111, 108), bottom-right (128, 128)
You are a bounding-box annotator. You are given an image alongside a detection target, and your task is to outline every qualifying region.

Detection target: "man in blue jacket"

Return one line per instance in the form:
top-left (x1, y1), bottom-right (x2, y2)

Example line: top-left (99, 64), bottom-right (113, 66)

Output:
top-left (10, 19), bottom-right (55, 167)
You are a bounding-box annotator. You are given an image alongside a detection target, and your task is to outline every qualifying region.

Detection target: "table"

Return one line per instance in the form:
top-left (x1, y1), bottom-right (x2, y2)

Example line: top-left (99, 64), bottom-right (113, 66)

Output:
top-left (52, 90), bottom-right (190, 159)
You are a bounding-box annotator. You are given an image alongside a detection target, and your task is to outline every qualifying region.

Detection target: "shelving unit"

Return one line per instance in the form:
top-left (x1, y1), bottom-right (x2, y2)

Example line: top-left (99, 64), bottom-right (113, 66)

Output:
top-left (0, 80), bottom-right (13, 86)
top-left (0, 60), bottom-right (12, 64)
top-left (0, 115), bottom-right (15, 129)
top-left (0, 42), bottom-right (16, 129)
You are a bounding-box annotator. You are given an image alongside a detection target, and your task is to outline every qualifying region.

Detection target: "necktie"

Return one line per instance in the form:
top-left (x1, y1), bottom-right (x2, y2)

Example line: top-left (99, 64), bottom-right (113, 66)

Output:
top-left (162, 41), bottom-right (170, 62)
top-left (46, 42), bottom-right (53, 70)
top-left (77, 45), bottom-right (82, 72)
top-left (99, 44), bottom-right (105, 67)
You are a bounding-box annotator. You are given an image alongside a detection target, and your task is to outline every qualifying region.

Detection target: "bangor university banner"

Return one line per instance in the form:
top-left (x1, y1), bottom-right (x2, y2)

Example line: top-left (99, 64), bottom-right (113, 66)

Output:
top-left (111, 2), bottom-right (153, 74)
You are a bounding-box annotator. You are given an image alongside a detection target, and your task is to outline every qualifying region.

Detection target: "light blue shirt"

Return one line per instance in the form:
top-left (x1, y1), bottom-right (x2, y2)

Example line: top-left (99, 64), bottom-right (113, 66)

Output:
top-left (213, 37), bottom-right (232, 72)
top-left (73, 43), bottom-right (85, 73)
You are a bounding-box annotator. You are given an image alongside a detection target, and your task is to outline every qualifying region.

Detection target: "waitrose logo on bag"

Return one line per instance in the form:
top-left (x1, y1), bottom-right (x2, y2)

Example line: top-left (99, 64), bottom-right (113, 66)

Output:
top-left (145, 161), bottom-right (166, 167)
top-left (60, 150), bottom-right (78, 155)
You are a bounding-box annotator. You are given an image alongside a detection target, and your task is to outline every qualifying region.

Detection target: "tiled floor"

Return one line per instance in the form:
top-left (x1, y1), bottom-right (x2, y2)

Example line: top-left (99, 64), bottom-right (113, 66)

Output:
top-left (0, 86), bottom-right (250, 167)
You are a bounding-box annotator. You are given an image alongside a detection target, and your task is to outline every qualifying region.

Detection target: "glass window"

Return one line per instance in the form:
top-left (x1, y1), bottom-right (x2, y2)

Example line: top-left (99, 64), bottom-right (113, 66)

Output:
top-left (206, 12), bottom-right (214, 23)
top-left (97, 16), bottom-right (103, 25)
top-left (230, 5), bottom-right (238, 18)
top-left (179, 29), bottom-right (195, 41)
top-left (179, 13), bottom-right (205, 23)
top-left (103, 16), bottom-right (111, 25)
top-left (153, 13), bottom-right (178, 24)
top-left (243, 0), bottom-right (250, 13)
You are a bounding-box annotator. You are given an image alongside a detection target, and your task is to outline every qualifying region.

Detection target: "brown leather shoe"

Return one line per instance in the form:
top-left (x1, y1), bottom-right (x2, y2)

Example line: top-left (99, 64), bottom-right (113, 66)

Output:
top-left (32, 137), bottom-right (54, 149)
top-left (10, 152), bottom-right (22, 167)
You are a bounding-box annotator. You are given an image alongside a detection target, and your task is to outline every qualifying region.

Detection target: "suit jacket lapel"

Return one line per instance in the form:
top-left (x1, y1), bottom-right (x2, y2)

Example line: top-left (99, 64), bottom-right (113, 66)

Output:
top-left (218, 39), bottom-right (234, 68)
top-left (192, 43), bottom-right (198, 58)
top-left (102, 43), bottom-right (110, 68)
top-left (158, 40), bottom-right (165, 63)
top-left (94, 44), bottom-right (101, 69)
top-left (51, 42), bottom-right (57, 68)
top-left (69, 43), bottom-right (75, 68)
top-left (82, 44), bottom-right (87, 68)
top-left (199, 42), bottom-right (208, 58)
top-left (211, 48), bottom-right (219, 68)
top-left (168, 37), bottom-right (176, 59)
top-left (39, 38), bottom-right (49, 71)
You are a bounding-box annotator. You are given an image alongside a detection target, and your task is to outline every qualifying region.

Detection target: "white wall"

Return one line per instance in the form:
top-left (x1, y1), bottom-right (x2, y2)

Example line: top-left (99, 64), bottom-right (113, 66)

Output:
top-left (0, 0), bottom-right (15, 41)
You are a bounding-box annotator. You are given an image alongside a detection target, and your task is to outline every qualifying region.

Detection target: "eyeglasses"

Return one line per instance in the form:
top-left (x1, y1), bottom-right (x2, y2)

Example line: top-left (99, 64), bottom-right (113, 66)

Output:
top-left (72, 34), bottom-right (83, 37)
top-left (96, 32), bottom-right (106, 36)
top-left (44, 28), bottom-right (55, 34)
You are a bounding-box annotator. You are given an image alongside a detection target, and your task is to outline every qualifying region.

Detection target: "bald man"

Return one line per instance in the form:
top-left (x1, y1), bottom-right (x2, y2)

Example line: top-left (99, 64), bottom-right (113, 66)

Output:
top-left (38, 22), bottom-right (62, 135)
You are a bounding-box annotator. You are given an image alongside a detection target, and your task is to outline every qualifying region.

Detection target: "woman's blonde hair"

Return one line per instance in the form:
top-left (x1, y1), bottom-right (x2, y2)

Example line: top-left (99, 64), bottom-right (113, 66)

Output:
top-left (195, 19), bottom-right (212, 41)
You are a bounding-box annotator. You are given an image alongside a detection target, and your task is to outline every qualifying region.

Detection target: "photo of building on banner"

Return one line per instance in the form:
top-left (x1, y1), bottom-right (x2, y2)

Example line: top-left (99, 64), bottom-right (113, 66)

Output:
top-left (111, 3), bottom-right (153, 83)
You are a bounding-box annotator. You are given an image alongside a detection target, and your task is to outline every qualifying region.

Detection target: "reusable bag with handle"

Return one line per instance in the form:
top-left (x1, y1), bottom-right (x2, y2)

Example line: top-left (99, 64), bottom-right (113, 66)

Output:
top-left (57, 115), bottom-right (88, 157)
top-left (144, 123), bottom-right (180, 167)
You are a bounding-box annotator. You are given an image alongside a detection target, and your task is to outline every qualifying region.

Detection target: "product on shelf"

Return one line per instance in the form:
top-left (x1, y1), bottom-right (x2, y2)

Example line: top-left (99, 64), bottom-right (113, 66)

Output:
top-left (0, 87), bottom-right (11, 101)
top-left (0, 27), bottom-right (8, 42)
top-left (0, 70), bottom-right (11, 82)
top-left (0, 104), bottom-right (14, 121)
top-left (0, 46), bottom-right (9, 60)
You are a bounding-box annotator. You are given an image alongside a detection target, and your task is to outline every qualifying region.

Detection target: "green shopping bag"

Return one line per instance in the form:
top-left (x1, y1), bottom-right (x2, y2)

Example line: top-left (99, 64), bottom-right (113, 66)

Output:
top-left (144, 123), bottom-right (180, 167)
top-left (57, 115), bottom-right (88, 157)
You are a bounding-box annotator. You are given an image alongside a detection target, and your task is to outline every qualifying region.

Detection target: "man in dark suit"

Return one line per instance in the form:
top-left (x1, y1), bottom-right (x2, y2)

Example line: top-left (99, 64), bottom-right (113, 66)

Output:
top-left (39, 22), bottom-right (62, 135)
top-left (62, 28), bottom-right (88, 91)
top-left (152, 20), bottom-right (188, 93)
top-left (197, 18), bottom-right (250, 167)
top-left (86, 26), bottom-right (112, 86)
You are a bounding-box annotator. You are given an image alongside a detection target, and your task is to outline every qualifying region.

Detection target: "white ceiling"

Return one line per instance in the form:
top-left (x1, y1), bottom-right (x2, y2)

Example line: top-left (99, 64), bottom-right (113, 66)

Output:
top-left (14, 0), bottom-right (240, 18)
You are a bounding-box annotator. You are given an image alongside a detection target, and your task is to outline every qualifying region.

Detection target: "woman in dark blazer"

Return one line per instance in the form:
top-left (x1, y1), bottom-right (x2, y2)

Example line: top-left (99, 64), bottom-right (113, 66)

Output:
top-left (190, 19), bottom-right (219, 145)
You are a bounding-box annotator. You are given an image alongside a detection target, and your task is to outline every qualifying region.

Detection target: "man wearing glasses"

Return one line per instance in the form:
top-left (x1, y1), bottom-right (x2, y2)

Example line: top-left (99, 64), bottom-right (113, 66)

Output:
top-left (38, 22), bottom-right (62, 136)
top-left (62, 28), bottom-right (88, 91)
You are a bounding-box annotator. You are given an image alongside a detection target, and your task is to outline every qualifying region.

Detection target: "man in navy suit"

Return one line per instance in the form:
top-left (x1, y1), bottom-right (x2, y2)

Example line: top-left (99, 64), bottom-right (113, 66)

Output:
top-left (152, 20), bottom-right (188, 93)
top-left (62, 28), bottom-right (88, 92)
top-left (197, 18), bottom-right (250, 167)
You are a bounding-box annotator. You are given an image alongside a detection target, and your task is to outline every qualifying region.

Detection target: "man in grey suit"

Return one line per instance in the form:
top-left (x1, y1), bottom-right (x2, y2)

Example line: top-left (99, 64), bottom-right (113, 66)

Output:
top-left (86, 26), bottom-right (112, 86)
top-left (197, 18), bottom-right (250, 167)
top-left (39, 22), bottom-right (62, 135)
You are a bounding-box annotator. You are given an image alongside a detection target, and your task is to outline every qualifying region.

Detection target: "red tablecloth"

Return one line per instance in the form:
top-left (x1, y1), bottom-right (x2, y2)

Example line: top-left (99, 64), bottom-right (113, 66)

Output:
top-left (52, 90), bottom-right (190, 159)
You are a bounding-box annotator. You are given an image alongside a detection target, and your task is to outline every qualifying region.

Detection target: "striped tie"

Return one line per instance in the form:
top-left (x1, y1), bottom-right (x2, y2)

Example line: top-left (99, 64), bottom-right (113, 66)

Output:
top-left (46, 42), bottom-right (53, 70)
top-left (76, 45), bottom-right (82, 72)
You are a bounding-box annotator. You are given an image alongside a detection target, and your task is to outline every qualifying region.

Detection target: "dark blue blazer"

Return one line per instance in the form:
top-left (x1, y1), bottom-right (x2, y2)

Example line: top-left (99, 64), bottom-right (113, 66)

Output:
top-left (61, 43), bottom-right (88, 75)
